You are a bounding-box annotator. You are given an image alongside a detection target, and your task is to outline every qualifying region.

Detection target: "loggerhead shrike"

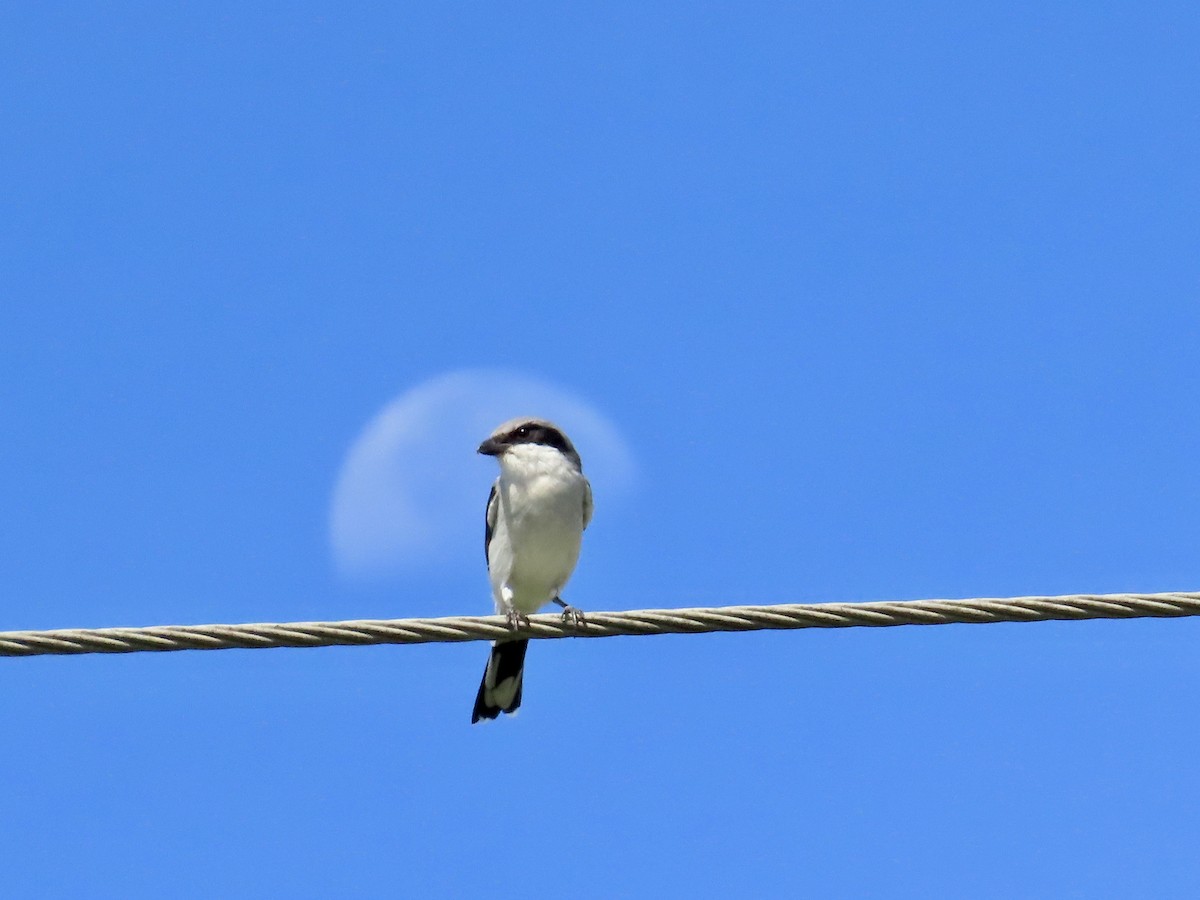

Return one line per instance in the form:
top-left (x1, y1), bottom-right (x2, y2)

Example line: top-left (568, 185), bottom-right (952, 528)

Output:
top-left (472, 417), bottom-right (592, 723)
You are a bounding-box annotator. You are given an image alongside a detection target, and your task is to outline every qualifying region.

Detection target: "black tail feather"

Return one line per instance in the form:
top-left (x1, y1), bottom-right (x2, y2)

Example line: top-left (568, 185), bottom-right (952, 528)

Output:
top-left (471, 639), bottom-right (529, 724)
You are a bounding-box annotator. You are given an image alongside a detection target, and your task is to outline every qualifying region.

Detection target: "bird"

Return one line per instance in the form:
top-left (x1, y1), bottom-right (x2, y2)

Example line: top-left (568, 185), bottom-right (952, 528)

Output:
top-left (472, 417), bottom-right (592, 723)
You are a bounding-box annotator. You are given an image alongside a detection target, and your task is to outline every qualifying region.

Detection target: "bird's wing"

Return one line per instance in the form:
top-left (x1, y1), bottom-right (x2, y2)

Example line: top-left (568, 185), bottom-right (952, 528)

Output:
top-left (582, 478), bottom-right (593, 530)
top-left (484, 480), bottom-right (499, 566)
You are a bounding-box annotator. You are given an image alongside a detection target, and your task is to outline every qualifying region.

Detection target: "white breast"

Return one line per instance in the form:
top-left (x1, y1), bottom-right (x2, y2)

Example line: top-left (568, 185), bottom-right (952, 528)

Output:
top-left (488, 445), bottom-right (588, 614)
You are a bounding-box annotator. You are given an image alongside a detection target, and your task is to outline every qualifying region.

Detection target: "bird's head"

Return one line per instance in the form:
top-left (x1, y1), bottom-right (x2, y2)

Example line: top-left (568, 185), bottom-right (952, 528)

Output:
top-left (478, 417), bottom-right (581, 470)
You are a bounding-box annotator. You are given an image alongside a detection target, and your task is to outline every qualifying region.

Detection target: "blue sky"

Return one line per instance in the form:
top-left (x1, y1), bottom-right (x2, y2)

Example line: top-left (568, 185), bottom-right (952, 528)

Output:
top-left (3, 3), bottom-right (1199, 896)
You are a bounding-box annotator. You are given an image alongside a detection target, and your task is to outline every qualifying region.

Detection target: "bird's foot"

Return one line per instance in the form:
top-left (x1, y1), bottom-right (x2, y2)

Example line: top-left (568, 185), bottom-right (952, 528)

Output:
top-left (504, 608), bottom-right (531, 632)
top-left (554, 598), bottom-right (587, 628)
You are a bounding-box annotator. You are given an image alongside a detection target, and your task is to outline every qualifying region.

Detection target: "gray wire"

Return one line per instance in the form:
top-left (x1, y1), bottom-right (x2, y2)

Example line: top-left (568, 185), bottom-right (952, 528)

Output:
top-left (2, 591), bottom-right (1198, 658)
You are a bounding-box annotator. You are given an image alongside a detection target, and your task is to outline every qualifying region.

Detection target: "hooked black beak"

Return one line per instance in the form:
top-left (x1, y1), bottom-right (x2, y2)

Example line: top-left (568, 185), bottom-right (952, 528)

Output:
top-left (477, 437), bottom-right (505, 457)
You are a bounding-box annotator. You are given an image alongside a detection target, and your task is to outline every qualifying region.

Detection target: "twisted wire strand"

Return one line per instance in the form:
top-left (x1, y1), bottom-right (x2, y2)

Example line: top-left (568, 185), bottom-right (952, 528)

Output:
top-left (1, 591), bottom-right (1198, 658)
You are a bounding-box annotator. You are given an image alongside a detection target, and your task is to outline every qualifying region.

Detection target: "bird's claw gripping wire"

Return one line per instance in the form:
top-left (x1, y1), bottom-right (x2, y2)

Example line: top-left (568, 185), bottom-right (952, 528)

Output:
top-left (554, 598), bottom-right (587, 629)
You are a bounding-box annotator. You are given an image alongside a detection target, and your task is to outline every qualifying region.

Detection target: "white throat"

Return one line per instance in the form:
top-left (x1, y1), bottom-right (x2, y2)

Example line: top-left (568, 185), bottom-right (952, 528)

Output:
top-left (499, 444), bottom-right (580, 482)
